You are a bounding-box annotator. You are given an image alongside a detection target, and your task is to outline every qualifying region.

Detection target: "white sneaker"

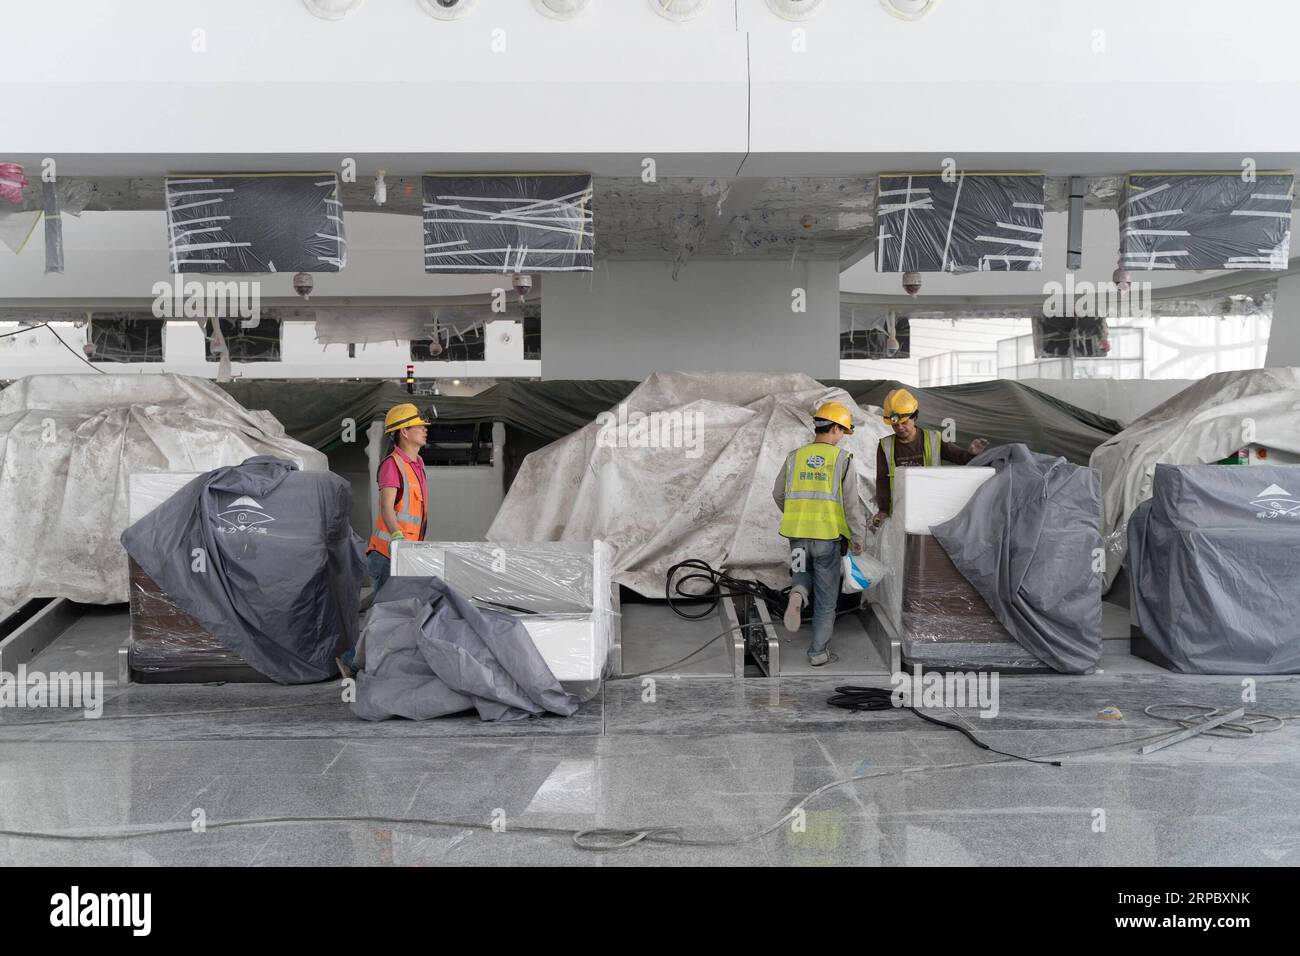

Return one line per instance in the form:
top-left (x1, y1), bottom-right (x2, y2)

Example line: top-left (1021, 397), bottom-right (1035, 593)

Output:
top-left (783, 591), bottom-right (804, 632)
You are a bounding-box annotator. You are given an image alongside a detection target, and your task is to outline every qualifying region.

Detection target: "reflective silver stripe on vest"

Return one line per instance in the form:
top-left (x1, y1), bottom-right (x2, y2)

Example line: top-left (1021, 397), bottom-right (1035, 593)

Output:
top-left (785, 445), bottom-right (847, 503)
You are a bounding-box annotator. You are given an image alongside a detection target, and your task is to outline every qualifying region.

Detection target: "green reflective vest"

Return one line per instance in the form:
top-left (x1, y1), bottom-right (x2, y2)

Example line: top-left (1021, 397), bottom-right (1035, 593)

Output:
top-left (882, 428), bottom-right (942, 481)
top-left (779, 442), bottom-right (854, 541)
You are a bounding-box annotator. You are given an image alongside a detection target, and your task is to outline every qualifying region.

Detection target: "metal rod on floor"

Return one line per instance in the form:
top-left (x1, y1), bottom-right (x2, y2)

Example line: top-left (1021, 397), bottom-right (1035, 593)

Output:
top-left (1139, 707), bottom-right (1245, 755)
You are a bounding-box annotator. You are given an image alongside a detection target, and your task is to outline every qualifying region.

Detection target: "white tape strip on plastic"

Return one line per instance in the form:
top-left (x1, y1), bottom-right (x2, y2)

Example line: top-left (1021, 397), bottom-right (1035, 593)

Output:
top-left (994, 221), bottom-right (1044, 235)
top-left (975, 235), bottom-right (1042, 249)
top-left (1230, 210), bottom-right (1293, 218)
top-left (1122, 209), bottom-right (1184, 225)
top-left (1124, 182), bottom-right (1171, 206)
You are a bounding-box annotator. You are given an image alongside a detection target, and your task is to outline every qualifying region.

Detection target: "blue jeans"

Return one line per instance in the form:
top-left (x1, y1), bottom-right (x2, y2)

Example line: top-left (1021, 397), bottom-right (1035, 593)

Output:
top-left (789, 538), bottom-right (841, 659)
top-left (367, 550), bottom-right (391, 597)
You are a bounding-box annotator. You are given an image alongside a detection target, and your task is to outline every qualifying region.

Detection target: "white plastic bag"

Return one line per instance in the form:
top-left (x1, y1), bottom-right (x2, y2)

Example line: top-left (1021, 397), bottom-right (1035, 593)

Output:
top-left (842, 551), bottom-right (886, 593)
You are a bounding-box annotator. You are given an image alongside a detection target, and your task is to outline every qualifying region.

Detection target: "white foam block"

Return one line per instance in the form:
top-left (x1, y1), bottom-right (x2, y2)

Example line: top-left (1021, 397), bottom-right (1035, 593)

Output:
top-left (896, 466), bottom-right (996, 535)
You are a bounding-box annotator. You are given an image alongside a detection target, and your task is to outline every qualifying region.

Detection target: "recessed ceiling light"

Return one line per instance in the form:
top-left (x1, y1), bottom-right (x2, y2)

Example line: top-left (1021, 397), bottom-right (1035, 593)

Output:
top-left (534, 0), bottom-right (593, 20)
top-left (649, 0), bottom-right (709, 22)
top-left (765, 0), bottom-right (825, 21)
top-left (303, 0), bottom-right (366, 19)
top-left (418, 0), bottom-right (478, 21)
top-left (880, 0), bottom-right (939, 20)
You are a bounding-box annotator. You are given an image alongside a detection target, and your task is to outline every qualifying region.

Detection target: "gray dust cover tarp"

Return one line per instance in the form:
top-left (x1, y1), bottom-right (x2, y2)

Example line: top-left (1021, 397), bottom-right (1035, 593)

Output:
top-left (351, 576), bottom-right (579, 721)
top-left (1128, 463), bottom-right (1300, 674)
top-left (931, 443), bottom-right (1103, 673)
top-left (121, 456), bottom-right (364, 684)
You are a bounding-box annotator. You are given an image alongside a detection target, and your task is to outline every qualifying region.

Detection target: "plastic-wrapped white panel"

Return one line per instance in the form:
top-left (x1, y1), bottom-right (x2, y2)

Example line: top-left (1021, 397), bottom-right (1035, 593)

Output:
top-left (391, 540), bottom-right (613, 682)
top-left (521, 616), bottom-right (601, 682)
top-left (896, 466), bottom-right (996, 534)
top-left (128, 473), bottom-right (200, 524)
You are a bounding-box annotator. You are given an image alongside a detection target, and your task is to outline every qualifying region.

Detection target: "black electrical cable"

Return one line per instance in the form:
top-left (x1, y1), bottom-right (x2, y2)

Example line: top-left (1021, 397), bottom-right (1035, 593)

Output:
top-left (46, 323), bottom-right (106, 373)
top-left (665, 557), bottom-right (789, 621)
top-left (0, 322), bottom-right (49, 339)
top-left (827, 684), bottom-right (1063, 767)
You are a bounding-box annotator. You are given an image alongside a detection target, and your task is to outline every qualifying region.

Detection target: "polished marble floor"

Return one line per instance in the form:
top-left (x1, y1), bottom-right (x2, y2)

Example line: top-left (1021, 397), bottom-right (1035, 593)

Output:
top-left (1, 650), bottom-right (1296, 866)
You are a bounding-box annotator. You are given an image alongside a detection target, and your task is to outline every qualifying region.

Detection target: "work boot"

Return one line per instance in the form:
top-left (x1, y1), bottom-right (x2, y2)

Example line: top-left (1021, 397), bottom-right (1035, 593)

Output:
top-left (783, 591), bottom-right (804, 632)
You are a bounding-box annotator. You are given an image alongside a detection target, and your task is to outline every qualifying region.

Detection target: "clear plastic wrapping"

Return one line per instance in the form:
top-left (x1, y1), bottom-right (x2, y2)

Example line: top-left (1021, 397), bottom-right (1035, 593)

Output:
top-left (126, 473), bottom-right (254, 678)
top-left (390, 540), bottom-right (616, 682)
top-left (875, 173), bottom-right (1045, 274)
top-left (422, 174), bottom-right (593, 274)
top-left (165, 173), bottom-right (346, 273)
top-left (1120, 173), bottom-right (1293, 272)
top-left (127, 557), bottom-right (256, 678)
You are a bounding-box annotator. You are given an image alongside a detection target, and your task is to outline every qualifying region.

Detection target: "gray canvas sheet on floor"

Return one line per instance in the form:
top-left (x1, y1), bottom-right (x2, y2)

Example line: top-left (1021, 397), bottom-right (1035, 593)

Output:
top-left (121, 455), bottom-right (364, 683)
top-left (931, 443), bottom-right (1103, 673)
top-left (1128, 463), bottom-right (1300, 674)
top-left (351, 576), bottom-right (580, 721)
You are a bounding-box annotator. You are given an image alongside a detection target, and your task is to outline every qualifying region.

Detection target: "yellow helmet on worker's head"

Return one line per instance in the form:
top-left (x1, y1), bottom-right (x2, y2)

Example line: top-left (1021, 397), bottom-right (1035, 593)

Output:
top-left (813, 401), bottom-right (855, 434)
top-left (881, 388), bottom-right (920, 425)
top-left (384, 402), bottom-right (432, 435)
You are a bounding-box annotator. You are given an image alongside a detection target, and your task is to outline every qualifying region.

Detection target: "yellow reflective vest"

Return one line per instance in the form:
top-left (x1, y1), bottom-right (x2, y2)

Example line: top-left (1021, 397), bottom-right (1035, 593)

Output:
top-left (778, 442), bottom-right (854, 541)
top-left (881, 428), bottom-right (942, 481)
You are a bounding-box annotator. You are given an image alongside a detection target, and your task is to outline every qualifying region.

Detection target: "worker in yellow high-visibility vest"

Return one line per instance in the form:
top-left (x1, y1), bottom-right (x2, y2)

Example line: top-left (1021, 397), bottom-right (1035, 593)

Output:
top-left (870, 387), bottom-right (989, 530)
top-left (771, 401), bottom-right (867, 667)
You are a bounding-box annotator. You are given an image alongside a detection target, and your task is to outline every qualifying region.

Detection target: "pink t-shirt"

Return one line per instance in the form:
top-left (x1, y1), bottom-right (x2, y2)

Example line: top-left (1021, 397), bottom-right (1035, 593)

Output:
top-left (377, 447), bottom-right (426, 503)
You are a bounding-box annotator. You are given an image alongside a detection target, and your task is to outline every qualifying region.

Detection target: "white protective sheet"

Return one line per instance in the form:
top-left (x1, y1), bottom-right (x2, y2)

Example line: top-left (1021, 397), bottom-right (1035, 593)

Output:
top-left (1090, 368), bottom-right (1300, 590)
top-left (0, 374), bottom-right (327, 617)
top-left (488, 371), bottom-right (893, 597)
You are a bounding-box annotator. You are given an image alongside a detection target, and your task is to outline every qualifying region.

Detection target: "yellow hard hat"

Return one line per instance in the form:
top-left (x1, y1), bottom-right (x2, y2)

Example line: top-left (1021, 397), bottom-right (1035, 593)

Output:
top-left (813, 401), bottom-right (855, 434)
top-left (384, 402), bottom-right (431, 434)
top-left (881, 388), bottom-right (920, 424)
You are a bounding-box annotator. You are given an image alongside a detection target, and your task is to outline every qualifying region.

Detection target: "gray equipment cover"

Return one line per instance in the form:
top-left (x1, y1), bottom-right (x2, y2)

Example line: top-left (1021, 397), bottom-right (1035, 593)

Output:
top-left (121, 456), bottom-right (364, 684)
top-left (1128, 463), bottom-right (1300, 674)
top-left (351, 576), bottom-right (580, 721)
top-left (931, 443), bottom-right (1103, 674)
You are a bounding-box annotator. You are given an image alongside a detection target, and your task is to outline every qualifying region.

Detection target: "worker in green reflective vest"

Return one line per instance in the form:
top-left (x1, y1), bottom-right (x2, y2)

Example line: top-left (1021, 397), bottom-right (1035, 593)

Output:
top-left (772, 401), bottom-right (867, 667)
top-left (870, 387), bottom-right (989, 530)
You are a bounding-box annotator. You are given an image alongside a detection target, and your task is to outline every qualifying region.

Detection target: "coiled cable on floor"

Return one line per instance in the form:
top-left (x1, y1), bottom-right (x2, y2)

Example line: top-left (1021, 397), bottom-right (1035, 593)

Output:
top-left (1143, 702), bottom-right (1300, 737)
top-left (665, 558), bottom-right (789, 621)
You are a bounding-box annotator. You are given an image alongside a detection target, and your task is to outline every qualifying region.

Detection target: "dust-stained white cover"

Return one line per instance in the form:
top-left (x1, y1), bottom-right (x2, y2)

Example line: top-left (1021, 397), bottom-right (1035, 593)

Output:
top-left (0, 374), bottom-right (328, 617)
top-left (1090, 368), bottom-right (1300, 590)
top-left (487, 371), bottom-right (892, 597)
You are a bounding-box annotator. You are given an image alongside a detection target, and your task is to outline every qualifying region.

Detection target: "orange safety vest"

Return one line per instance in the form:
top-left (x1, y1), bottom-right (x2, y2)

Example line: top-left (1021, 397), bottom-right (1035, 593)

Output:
top-left (367, 450), bottom-right (427, 558)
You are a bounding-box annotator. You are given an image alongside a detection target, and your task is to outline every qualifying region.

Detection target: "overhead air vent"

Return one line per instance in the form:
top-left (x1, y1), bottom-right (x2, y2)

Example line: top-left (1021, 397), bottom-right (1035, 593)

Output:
top-left (875, 172), bottom-right (1045, 274)
top-left (422, 174), bottom-right (594, 274)
top-left (164, 173), bottom-right (345, 274)
top-left (1120, 172), bottom-right (1294, 272)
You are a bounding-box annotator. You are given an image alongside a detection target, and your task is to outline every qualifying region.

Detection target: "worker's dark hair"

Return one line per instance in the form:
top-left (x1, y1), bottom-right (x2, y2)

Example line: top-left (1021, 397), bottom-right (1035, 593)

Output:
top-left (813, 419), bottom-right (839, 434)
